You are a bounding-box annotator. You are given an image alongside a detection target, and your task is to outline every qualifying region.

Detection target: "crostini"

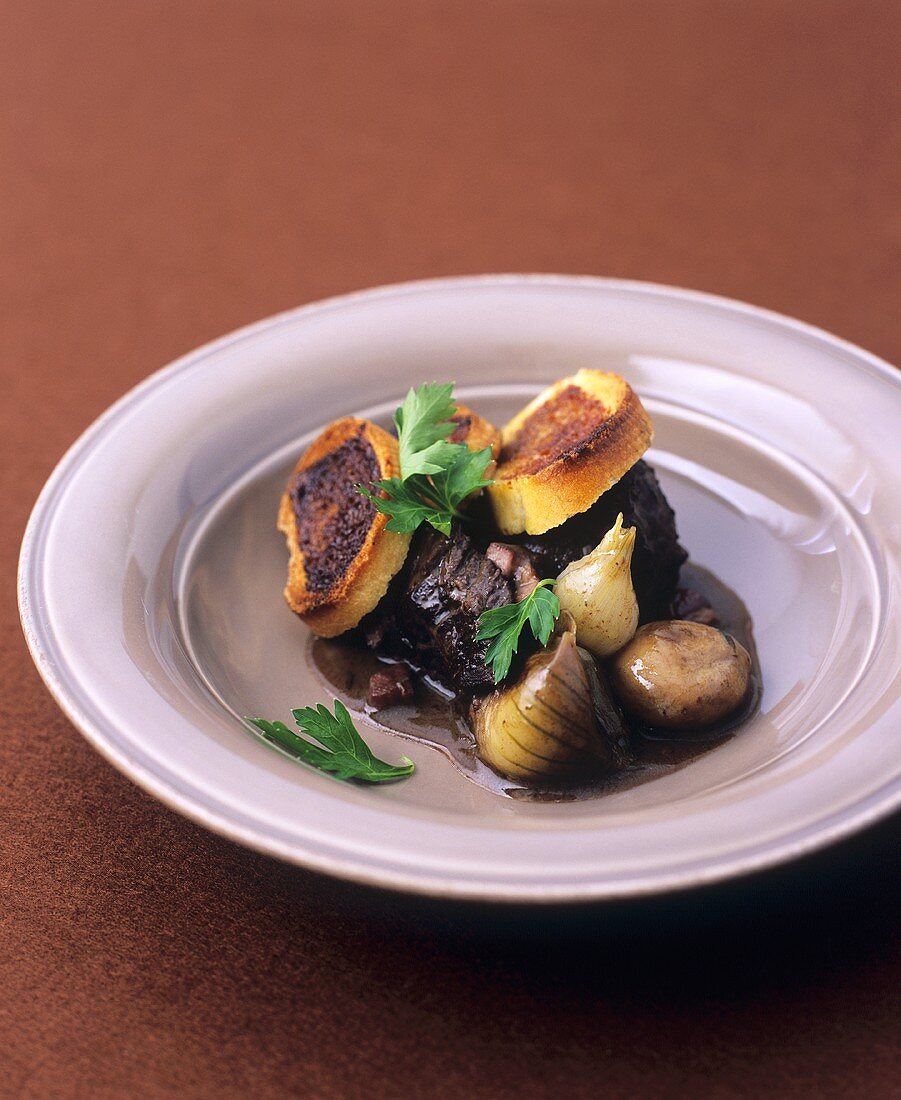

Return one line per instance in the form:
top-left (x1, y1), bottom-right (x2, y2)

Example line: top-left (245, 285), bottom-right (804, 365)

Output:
top-left (486, 369), bottom-right (653, 535)
top-left (278, 417), bottom-right (412, 637)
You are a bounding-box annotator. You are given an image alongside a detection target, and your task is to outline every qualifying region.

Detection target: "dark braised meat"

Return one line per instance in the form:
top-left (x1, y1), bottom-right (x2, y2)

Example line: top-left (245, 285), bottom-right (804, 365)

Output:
top-left (485, 542), bottom-right (540, 601)
top-left (367, 663), bottom-right (415, 709)
top-left (367, 526), bottom-right (515, 693)
top-left (511, 460), bottom-right (687, 618)
top-left (670, 587), bottom-right (718, 626)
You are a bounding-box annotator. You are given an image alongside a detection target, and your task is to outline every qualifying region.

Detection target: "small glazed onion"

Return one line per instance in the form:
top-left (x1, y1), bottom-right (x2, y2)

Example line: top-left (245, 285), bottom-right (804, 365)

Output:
top-left (609, 620), bottom-right (752, 730)
top-left (555, 513), bottom-right (639, 658)
top-left (472, 615), bottom-right (629, 781)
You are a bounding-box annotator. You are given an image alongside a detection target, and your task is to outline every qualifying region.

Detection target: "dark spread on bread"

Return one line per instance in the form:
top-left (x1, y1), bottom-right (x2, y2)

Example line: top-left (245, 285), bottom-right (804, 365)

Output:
top-left (499, 384), bottom-right (608, 477)
top-left (448, 414), bottom-right (472, 443)
top-left (291, 432), bottom-right (379, 593)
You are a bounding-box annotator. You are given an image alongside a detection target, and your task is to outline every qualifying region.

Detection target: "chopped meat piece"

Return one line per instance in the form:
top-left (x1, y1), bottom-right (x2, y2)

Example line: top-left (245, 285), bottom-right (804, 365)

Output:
top-left (486, 542), bottom-right (517, 576)
top-left (486, 542), bottom-right (541, 601)
top-left (512, 460), bottom-right (687, 619)
top-left (670, 587), bottom-right (719, 626)
top-left (513, 556), bottom-right (540, 602)
top-left (368, 526), bottom-right (515, 693)
top-left (367, 664), bottom-right (415, 709)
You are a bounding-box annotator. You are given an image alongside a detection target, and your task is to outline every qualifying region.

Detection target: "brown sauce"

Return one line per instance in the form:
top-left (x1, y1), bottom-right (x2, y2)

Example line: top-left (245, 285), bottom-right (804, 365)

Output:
top-left (311, 562), bottom-right (761, 802)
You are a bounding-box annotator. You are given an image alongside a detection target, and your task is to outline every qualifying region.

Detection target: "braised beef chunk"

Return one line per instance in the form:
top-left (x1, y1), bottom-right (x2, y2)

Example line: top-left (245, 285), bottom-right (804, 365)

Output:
top-left (367, 664), bottom-right (415, 709)
top-left (607, 461), bottom-right (688, 616)
top-left (512, 460), bottom-right (687, 618)
top-left (372, 526), bottom-right (515, 693)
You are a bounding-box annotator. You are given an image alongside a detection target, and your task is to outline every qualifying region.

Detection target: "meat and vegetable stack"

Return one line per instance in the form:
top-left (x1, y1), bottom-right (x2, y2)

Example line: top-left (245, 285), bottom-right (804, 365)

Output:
top-left (276, 372), bottom-right (754, 786)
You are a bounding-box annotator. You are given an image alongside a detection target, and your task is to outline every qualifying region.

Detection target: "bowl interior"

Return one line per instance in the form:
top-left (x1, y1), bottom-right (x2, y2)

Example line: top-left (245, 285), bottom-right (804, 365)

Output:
top-left (179, 377), bottom-right (878, 819)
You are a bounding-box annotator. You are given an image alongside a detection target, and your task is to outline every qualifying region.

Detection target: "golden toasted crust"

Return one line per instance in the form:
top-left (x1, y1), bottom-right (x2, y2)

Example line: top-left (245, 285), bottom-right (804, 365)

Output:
top-left (449, 404), bottom-right (502, 477)
top-left (277, 417), bottom-right (412, 637)
top-left (486, 370), bottom-right (653, 535)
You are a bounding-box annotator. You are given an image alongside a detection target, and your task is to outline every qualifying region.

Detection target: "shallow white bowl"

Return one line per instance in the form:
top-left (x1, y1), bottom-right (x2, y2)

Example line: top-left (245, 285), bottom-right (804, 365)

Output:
top-left (18, 277), bottom-right (901, 902)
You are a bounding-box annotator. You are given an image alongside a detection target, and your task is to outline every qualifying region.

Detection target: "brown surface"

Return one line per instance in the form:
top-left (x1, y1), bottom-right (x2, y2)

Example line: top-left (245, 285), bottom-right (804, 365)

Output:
top-left (491, 372), bottom-right (653, 534)
top-left (2, 1), bottom-right (899, 1096)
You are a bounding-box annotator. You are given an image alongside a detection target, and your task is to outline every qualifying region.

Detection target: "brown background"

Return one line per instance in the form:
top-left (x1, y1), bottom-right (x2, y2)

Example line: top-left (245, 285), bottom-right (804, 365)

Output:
top-left (2, 2), bottom-right (899, 1096)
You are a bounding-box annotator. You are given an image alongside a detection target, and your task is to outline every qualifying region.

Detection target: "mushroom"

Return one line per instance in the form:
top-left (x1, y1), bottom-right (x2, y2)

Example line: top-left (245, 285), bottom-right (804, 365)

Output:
top-left (471, 614), bottom-right (630, 781)
top-left (609, 620), bottom-right (752, 730)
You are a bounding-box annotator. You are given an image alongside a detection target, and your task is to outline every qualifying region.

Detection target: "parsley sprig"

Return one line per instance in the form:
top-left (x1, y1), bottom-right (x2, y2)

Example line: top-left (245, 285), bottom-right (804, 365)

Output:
top-left (358, 383), bottom-right (494, 537)
top-left (248, 701), bottom-right (414, 783)
top-left (394, 382), bottom-right (460, 476)
top-left (475, 579), bottom-right (561, 684)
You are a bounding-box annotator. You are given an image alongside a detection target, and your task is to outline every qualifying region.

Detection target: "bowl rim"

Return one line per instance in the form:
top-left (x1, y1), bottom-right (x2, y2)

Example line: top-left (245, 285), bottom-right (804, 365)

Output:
top-left (17, 274), bottom-right (901, 902)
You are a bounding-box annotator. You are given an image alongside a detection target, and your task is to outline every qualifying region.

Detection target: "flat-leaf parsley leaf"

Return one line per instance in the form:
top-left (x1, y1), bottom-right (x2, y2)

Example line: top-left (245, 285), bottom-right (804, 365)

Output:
top-left (248, 701), bottom-right (414, 783)
top-left (357, 382), bottom-right (493, 536)
top-left (475, 580), bottom-right (561, 683)
top-left (394, 381), bottom-right (460, 477)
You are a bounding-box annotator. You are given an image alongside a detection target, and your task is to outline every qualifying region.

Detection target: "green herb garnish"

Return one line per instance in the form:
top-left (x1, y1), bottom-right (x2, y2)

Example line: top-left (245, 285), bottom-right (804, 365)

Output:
top-left (248, 701), bottom-right (414, 783)
top-left (475, 579), bottom-right (561, 684)
top-left (393, 381), bottom-right (460, 476)
top-left (358, 382), bottom-right (494, 536)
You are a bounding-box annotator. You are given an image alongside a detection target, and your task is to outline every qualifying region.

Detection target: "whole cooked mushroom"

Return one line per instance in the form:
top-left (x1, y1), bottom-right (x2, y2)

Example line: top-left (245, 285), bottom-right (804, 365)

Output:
top-left (609, 620), bottom-right (752, 730)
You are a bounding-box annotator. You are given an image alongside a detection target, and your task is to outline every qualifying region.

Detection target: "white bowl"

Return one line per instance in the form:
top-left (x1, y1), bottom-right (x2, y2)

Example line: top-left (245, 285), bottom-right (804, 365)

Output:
top-left (18, 276), bottom-right (901, 902)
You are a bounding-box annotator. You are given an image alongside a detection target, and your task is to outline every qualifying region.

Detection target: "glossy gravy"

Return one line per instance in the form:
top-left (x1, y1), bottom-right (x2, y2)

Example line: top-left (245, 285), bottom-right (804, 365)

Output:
top-left (311, 563), bottom-right (760, 801)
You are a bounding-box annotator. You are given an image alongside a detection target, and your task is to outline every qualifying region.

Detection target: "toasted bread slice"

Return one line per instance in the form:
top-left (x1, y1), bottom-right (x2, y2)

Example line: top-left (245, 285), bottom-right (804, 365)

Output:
top-left (448, 404), bottom-right (502, 477)
top-left (486, 370), bottom-right (653, 535)
top-left (278, 417), bottom-right (412, 637)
